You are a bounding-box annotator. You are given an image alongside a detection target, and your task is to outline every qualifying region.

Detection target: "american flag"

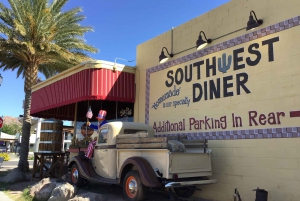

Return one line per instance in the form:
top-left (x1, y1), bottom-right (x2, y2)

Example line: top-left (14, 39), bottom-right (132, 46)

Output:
top-left (86, 106), bottom-right (93, 119)
top-left (85, 140), bottom-right (97, 159)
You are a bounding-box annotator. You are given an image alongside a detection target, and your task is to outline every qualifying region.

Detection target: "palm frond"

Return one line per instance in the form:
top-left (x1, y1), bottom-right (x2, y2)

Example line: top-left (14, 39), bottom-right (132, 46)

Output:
top-left (0, 0), bottom-right (98, 81)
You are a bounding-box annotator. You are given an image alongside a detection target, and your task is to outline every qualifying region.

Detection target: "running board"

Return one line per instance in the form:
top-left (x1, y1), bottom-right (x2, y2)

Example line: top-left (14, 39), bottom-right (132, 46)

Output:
top-left (70, 156), bottom-right (119, 184)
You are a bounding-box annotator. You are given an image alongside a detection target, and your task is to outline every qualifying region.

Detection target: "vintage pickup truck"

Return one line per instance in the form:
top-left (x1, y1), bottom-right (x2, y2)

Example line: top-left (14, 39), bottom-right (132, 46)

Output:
top-left (68, 122), bottom-right (217, 201)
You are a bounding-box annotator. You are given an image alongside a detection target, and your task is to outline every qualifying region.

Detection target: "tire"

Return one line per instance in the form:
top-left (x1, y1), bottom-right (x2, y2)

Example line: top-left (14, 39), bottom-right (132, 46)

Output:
top-left (123, 170), bottom-right (148, 201)
top-left (71, 164), bottom-right (86, 187)
top-left (174, 186), bottom-right (196, 198)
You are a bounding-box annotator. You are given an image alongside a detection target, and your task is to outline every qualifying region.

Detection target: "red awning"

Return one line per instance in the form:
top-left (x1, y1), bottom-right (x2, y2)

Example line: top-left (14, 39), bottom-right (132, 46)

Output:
top-left (31, 68), bottom-right (135, 119)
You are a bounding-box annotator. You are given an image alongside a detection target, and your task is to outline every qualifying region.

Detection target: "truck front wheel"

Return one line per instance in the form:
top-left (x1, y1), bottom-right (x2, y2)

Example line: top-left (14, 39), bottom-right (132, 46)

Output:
top-left (174, 186), bottom-right (196, 198)
top-left (123, 170), bottom-right (147, 201)
top-left (71, 164), bottom-right (86, 187)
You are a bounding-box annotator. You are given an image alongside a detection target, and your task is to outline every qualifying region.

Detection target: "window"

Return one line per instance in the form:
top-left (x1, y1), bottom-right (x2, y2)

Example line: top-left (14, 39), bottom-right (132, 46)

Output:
top-left (98, 128), bottom-right (108, 143)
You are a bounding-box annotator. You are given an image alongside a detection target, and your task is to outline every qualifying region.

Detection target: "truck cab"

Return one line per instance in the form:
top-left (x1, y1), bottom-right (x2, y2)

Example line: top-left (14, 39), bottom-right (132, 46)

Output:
top-left (92, 122), bottom-right (154, 179)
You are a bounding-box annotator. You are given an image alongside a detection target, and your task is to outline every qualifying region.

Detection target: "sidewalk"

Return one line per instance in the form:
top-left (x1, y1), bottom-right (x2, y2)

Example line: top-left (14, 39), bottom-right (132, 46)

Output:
top-left (0, 155), bottom-right (32, 201)
top-left (0, 191), bottom-right (13, 201)
top-left (0, 155), bottom-right (15, 201)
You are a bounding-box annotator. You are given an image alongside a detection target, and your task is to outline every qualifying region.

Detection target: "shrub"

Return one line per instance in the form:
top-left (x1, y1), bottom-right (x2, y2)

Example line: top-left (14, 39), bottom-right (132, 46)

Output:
top-left (28, 155), bottom-right (34, 160)
top-left (0, 153), bottom-right (10, 161)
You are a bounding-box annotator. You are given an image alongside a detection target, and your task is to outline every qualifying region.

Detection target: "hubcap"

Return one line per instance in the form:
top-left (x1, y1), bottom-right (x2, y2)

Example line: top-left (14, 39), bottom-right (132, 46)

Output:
top-left (126, 176), bottom-right (137, 197)
top-left (72, 168), bottom-right (78, 182)
top-left (128, 180), bottom-right (137, 194)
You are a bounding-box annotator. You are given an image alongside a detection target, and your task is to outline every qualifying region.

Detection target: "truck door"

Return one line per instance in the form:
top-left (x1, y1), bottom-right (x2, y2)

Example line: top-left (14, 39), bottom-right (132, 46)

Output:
top-left (93, 127), bottom-right (109, 177)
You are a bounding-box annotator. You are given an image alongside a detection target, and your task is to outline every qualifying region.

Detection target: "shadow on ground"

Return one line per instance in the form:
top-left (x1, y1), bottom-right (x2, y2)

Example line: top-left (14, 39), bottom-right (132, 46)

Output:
top-left (78, 180), bottom-right (212, 201)
top-left (0, 164), bottom-right (212, 201)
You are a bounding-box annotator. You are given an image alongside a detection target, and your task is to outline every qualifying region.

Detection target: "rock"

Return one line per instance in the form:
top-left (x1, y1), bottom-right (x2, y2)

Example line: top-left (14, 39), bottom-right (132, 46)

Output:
top-left (61, 174), bottom-right (71, 183)
top-left (167, 140), bottom-right (186, 152)
top-left (29, 177), bottom-right (57, 200)
top-left (48, 182), bottom-right (77, 201)
top-left (69, 192), bottom-right (106, 201)
top-left (2, 168), bottom-right (28, 183)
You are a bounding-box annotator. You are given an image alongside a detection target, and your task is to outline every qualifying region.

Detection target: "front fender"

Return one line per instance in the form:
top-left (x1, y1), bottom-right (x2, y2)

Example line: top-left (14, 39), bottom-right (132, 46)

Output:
top-left (69, 156), bottom-right (92, 180)
top-left (119, 157), bottom-right (162, 188)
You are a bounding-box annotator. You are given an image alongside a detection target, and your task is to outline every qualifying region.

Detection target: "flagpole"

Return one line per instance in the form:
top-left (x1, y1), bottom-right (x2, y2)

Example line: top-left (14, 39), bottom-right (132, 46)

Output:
top-left (85, 100), bottom-right (94, 147)
top-left (86, 100), bottom-right (89, 145)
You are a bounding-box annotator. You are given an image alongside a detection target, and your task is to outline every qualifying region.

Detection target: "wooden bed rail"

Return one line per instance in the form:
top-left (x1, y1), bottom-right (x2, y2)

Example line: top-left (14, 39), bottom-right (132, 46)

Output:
top-left (116, 133), bottom-right (208, 152)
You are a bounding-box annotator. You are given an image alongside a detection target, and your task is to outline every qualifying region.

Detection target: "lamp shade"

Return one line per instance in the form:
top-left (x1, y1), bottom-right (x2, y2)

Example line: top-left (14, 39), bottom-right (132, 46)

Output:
top-left (246, 11), bottom-right (263, 31)
top-left (159, 47), bottom-right (173, 64)
top-left (159, 50), bottom-right (168, 63)
top-left (196, 31), bottom-right (212, 50)
top-left (196, 35), bottom-right (208, 50)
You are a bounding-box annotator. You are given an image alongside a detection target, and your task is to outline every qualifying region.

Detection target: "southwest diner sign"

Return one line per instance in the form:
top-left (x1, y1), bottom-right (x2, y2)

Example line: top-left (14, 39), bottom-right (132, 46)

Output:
top-left (163, 36), bottom-right (279, 103)
top-left (151, 36), bottom-right (284, 133)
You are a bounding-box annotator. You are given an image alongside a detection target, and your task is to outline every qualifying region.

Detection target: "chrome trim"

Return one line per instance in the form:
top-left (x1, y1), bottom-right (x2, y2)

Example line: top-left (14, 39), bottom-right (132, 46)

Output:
top-left (72, 168), bottom-right (78, 181)
top-left (128, 178), bottom-right (137, 194)
top-left (165, 179), bottom-right (218, 188)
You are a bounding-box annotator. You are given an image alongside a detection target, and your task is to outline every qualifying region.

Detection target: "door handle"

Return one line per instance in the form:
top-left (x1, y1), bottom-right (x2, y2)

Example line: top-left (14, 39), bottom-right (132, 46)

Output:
top-left (103, 149), bottom-right (107, 152)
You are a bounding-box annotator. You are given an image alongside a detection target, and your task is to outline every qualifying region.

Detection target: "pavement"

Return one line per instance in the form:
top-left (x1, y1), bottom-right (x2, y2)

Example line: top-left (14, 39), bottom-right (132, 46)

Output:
top-left (0, 191), bottom-right (13, 201)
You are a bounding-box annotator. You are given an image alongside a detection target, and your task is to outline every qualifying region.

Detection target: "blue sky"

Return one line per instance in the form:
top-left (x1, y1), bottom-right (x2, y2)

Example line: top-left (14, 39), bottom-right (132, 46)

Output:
top-left (0, 0), bottom-right (229, 118)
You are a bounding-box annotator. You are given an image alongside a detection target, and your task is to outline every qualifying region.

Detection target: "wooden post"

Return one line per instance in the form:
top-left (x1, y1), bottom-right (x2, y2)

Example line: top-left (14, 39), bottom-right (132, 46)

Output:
top-left (39, 154), bottom-right (44, 179)
top-left (73, 102), bottom-right (78, 142)
top-left (32, 153), bottom-right (38, 178)
top-left (60, 153), bottom-right (64, 177)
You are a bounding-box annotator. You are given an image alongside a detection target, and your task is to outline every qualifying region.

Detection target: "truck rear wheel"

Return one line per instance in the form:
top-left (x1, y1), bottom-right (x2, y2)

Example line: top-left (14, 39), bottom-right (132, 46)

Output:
top-left (174, 186), bottom-right (196, 198)
top-left (71, 164), bottom-right (86, 187)
top-left (123, 170), bottom-right (147, 201)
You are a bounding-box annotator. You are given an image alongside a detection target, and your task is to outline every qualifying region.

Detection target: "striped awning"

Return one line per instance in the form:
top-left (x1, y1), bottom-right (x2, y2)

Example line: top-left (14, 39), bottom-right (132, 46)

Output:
top-left (30, 63), bottom-right (135, 120)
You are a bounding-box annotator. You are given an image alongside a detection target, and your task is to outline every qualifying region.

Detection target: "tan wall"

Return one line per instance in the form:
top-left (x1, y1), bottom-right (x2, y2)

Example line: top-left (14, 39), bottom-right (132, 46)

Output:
top-left (201, 138), bottom-right (300, 201)
top-left (135, 0), bottom-right (300, 200)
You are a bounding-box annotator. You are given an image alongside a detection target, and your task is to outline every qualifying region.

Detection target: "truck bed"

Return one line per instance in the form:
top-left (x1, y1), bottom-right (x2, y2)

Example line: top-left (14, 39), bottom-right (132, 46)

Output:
top-left (116, 149), bottom-right (212, 179)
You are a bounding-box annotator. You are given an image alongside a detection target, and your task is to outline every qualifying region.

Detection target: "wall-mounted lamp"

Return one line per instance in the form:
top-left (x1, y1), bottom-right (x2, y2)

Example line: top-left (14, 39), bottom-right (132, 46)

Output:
top-left (159, 47), bottom-right (174, 64)
top-left (246, 10), bottom-right (263, 31)
top-left (113, 58), bottom-right (135, 72)
top-left (0, 73), bottom-right (3, 86)
top-left (196, 31), bottom-right (212, 50)
top-left (156, 10), bottom-right (263, 64)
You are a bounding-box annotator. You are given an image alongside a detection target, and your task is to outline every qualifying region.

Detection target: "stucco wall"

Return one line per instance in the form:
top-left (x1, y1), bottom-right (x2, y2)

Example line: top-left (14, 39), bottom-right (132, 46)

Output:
top-left (135, 0), bottom-right (300, 200)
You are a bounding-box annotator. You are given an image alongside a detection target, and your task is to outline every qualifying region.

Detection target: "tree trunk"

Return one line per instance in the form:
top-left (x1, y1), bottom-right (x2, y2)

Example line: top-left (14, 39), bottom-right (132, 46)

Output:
top-left (18, 90), bottom-right (31, 172)
top-left (18, 63), bottom-right (38, 172)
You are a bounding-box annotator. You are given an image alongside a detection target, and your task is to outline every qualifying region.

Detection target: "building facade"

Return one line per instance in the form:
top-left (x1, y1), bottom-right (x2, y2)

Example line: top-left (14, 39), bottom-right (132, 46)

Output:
top-left (135, 0), bottom-right (300, 200)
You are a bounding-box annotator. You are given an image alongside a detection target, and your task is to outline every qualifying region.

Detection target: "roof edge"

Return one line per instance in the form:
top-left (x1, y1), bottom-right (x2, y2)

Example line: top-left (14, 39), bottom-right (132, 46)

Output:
top-left (32, 60), bottom-right (135, 92)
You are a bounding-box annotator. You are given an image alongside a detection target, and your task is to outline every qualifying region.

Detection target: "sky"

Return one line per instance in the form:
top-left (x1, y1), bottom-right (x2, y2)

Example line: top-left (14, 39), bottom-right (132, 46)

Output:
top-left (0, 0), bottom-right (229, 118)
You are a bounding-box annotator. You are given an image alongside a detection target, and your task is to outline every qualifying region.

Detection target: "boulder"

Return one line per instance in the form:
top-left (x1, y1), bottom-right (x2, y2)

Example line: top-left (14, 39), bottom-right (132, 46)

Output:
top-left (1, 168), bottom-right (28, 183)
top-left (29, 177), bottom-right (57, 200)
top-left (68, 192), bottom-right (106, 201)
top-left (61, 174), bottom-right (71, 183)
top-left (48, 182), bottom-right (78, 201)
top-left (167, 140), bottom-right (186, 152)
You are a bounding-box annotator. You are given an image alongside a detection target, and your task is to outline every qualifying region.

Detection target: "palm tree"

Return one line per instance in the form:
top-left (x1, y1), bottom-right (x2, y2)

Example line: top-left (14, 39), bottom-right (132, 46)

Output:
top-left (0, 0), bottom-right (98, 173)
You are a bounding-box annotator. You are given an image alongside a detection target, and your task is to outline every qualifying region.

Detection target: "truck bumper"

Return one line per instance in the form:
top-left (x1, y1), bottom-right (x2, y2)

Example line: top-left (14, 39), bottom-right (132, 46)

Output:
top-left (165, 179), bottom-right (218, 188)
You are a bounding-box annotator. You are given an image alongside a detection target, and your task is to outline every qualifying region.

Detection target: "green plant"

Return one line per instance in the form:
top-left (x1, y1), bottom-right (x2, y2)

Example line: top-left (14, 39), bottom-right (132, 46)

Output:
top-left (22, 188), bottom-right (35, 201)
top-left (0, 153), bottom-right (10, 161)
top-left (28, 155), bottom-right (34, 160)
top-left (1, 123), bottom-right (21, 135)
